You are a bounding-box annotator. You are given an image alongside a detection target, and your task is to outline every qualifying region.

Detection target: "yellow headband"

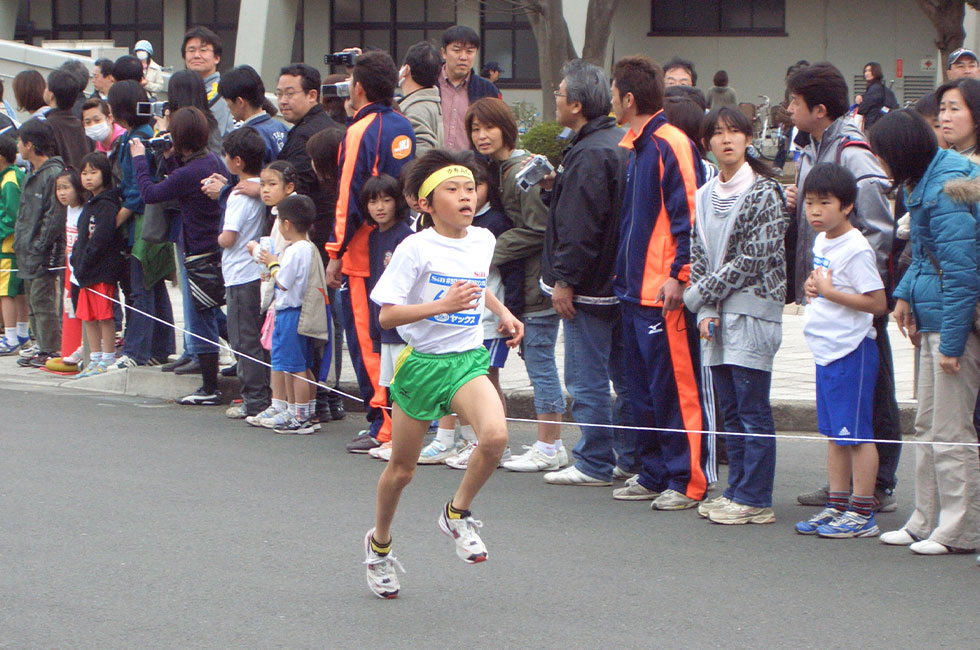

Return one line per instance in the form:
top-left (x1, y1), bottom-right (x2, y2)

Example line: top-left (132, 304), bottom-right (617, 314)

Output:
top-left (418, 165), bottom-right (475, 200)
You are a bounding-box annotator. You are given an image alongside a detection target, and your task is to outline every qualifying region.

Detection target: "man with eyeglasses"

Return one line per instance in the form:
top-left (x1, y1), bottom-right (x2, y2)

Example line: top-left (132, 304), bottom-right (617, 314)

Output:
top-left (182, 26), bottom-right (235, 136)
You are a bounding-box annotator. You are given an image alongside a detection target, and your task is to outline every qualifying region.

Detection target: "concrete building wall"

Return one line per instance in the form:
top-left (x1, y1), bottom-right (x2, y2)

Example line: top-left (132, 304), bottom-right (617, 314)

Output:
top-left (606, 0), bottom-right (938, 108)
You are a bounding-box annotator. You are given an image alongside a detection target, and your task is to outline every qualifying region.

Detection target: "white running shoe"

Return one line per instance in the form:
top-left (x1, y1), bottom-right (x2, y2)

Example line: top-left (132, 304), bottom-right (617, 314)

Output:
top-left (444, 442), bottom-right (511, 469)
top-left (543, 465), bottom-right (613, 486)
top-left (502, 445), bottom-right (560, 472)
top-left (369, 441), bottom-right (392, 459)
top-left (613, 466), bottom-right (636, 481)
top-left (63, 346), bottom-right (84, 366)
top-left (556, 445), bottom-right (569, 467)
top-left (246, 405), bottom-right (281, 427)
top-left (417, 439), bottom-right (460, 465)
top-left (363, 528), bottom-right (403, 599)
top-left (437, 506), bottom-right (488, 563)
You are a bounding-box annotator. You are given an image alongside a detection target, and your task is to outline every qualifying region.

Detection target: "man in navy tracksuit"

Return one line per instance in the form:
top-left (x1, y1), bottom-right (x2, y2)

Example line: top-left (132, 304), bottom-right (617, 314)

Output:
top-left (325, 51), bottom-right (416, 453)
top-left (610, 56), bottom-right (708, 510)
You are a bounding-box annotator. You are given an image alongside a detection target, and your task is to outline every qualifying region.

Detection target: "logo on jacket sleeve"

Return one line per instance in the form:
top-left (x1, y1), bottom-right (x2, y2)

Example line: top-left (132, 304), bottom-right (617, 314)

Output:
top-left (392, 135), bottom-right (413, 160)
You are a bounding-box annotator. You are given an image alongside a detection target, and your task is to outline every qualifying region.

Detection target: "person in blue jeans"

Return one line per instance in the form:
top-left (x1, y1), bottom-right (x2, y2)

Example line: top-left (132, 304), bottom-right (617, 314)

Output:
top-left (465, 98), bottom-right (568, 471)
top-left (535, 60), bottom-right (637, 486)
top-left (682, 106), bottom-right (789, 524)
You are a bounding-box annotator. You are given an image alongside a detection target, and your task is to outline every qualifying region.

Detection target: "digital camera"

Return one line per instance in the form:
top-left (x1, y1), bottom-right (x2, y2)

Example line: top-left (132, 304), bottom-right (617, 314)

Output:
top-left (144, 133), bottom-right (172, 151)
top-left (136, 101), bottom-right (168, 118)
top-left (514, 155), bottom-right (554, 192)
top-left (324, 52), bottom-right (357, 67)
top-left (321, 81), bottom-right (351, 98)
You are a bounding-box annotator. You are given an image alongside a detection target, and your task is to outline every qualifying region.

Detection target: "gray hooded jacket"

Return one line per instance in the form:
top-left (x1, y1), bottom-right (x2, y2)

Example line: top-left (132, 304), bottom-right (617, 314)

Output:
top-left (398, 87), bottom-right (444, 155)
top-left (793, 117), bottom-right (893, 302)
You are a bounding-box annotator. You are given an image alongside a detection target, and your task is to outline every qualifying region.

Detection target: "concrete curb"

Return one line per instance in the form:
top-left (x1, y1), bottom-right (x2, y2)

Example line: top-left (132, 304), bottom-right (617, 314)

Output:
top-left (57, 368), bottom-right (918, 435)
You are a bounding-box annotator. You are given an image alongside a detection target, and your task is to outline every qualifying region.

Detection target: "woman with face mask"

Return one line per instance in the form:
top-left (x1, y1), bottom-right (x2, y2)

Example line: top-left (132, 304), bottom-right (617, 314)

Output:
top-left (134, 40), bottom-right (165, 95)
top-left (81, 98), bottom-right (126, 155)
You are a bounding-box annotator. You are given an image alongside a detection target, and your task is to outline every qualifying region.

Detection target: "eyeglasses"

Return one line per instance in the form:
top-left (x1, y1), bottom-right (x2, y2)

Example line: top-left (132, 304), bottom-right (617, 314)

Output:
top-left (275, 89), bottom-right (304, 100)
top-left (185, 46), bottom-right (214, 56)
top-left (553, 91), bottom-right (566, 98)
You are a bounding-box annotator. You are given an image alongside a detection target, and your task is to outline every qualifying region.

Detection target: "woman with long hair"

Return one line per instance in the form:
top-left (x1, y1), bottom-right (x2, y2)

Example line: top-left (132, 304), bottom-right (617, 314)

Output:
top-left (682, 106), bottom-right (789, 524)
top-left (871, 109), bottom-right (980, 556)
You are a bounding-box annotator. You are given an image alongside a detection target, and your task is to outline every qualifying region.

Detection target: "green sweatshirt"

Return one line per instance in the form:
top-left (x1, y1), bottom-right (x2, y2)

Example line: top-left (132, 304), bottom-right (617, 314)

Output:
top-left (0, 164), bottom-right (25, 244)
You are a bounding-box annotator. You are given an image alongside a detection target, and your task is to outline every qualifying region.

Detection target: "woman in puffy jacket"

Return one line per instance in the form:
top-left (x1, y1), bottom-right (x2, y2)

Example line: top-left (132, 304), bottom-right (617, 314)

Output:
top-left (870, 109), bottom-right (980, 556)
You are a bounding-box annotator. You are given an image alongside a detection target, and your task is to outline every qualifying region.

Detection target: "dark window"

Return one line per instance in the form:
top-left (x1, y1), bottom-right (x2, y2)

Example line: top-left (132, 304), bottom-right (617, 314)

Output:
top-left (481, 0), bottom-right (540, 88)
top-left (650, 0), bottom-right (786, 36)
top-left (15, 0), bottom-right (165, 54)
top-left (329, 0), bottom-right (457, 73)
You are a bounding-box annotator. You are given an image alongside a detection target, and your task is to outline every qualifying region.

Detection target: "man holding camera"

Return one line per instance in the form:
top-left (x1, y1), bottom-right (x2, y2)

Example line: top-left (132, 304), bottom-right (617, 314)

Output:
top-left (325, 51), bottom-right (416, 453)
top-left (438, 26), bottom-right (501, 151)
top-left (398, 42), bottom-right (444, 154)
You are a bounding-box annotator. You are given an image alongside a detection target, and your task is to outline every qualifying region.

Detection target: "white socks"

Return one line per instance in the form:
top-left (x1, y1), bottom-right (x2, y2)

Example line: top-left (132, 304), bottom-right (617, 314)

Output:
top-left (435, 427), bottom-right (456, 448)
top-left (16, 322), bottom-right (28, 338)
top-left (272, 398), bottom-right (287, 412)
top-left (534, 440), bottom-right (557, 456)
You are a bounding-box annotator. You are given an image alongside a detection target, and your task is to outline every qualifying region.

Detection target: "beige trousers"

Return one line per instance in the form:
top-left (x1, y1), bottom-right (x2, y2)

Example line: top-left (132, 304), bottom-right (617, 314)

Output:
top-left (905, 332), bottom-right (980, 549)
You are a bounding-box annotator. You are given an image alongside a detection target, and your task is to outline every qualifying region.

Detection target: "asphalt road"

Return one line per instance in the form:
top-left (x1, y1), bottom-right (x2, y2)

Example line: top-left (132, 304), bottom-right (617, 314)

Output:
top-left (1, 385), bottom-right (977, 648)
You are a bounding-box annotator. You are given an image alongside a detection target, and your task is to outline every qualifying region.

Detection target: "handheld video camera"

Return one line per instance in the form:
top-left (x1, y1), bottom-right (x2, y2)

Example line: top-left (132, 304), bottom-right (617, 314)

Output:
top-left (514, 155), bottom-right (554, 192)
top-left (136, 101), bottom-right (168, 118)
top-left (144, 133), bottom-right (172, 152)
top-left (321, 81), bottom-right (351, 98)
top-left (324, 52), bottom-right (357, 67)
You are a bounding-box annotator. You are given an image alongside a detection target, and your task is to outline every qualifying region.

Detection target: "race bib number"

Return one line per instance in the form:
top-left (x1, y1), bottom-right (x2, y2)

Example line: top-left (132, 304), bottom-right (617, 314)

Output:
top-left (424, 272), bottom-right (486, 327)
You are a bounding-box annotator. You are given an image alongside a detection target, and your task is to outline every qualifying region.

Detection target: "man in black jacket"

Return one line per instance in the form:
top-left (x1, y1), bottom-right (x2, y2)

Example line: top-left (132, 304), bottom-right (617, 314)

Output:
top-left (537, 60), bottom-right (637, 487)
top-left (275, 63), bottom-right (340, 262)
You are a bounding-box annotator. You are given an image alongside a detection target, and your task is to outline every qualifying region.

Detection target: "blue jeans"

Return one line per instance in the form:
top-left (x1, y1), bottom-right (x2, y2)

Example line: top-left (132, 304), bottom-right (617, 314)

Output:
top-left (522, 312), bottom-right (566, 415)
top-left (711, 364), bottom-right (776, 508)
top-left (121, 256), bottom-right (175, 363)
top-left (565, 308), bottom-right (637, 480)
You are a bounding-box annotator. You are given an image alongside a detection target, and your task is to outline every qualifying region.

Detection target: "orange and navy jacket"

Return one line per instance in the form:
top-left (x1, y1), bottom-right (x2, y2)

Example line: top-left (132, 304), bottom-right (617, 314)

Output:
top-left (326, 102), bottom-right (415, 277)
top-left (613, 111), bottom-right (704, 307)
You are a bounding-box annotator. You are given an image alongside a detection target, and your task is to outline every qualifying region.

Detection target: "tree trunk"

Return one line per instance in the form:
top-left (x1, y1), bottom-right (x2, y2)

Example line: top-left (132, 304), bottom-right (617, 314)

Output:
top-left (581, 0), bottom-right (619, 65)
top-left (915, 0), bottom-right (967, 81)
top-left (524, 0), bottom-right (576, 120)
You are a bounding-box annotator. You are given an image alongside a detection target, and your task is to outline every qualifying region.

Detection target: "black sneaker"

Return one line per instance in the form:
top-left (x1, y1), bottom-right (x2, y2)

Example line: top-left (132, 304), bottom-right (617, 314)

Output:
top-left (177, 387), bottom-right (222, 405)
top-left (329, 404), bottom-right (346, 421)
top-left (347, 430), bottom-right (381, 454)
top-left (20, 353), bottom-right (54, 368)
top-left (274, 416), bottom-right (316, 435)
top-left (220, 363), bottom-right (238, 377)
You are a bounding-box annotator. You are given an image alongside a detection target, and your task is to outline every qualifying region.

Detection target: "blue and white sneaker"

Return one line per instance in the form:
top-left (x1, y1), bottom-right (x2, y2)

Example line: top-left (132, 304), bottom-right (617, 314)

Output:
top-left (75, 362), bottom-right (108, 379)
top-left (0, 336), bottom-right (21, 355)
top-left (816, 511), bottom-right (879, 538)
top-left (417, 439), bottom-right (460, 465)
top-left (795, 507), bottom-right (844, 535)
top-left (246, 405), bottom-right (281, 427)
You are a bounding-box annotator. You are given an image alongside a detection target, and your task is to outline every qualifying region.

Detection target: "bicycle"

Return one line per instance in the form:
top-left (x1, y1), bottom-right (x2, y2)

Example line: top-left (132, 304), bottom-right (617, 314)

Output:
top-left (751, 95), bottom-right (783, 160)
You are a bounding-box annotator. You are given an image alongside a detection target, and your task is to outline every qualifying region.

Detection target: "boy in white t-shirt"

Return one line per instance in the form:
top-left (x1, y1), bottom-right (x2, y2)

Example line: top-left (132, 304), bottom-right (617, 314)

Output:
top-left (797, 163), bottom-right (889, 539)
top-left (362, 150), bottom-right (523, 599)
top-left (218, 127), bottom-right (271, 419)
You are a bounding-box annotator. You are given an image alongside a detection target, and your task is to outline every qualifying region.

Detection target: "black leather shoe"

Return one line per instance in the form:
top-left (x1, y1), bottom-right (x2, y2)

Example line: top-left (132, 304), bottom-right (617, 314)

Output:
top-left (330, 404), bottom-right (346, 421)
top-left (174, 358), bottom-right (202, 375)
top-left (161, 356), bottom-right (191, 372)
top-left (220, 363), bottom-right (238, 377)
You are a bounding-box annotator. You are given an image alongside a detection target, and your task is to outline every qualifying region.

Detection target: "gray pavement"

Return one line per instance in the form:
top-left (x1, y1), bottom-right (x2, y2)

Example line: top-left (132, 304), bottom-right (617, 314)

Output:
top-left (0, 385), bottom-right (976, 648)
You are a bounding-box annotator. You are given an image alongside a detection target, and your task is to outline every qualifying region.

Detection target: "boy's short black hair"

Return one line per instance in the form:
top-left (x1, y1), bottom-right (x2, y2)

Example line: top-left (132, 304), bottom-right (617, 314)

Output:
top-left (79, 151), bottom-right (114, 190)
top-left (18, 118), bottom-right (56, 156)
top-left (802, 162), bottom-right (858, 208)
top-left (664, 84), bottom-right (706, 111)
top-left (442, 25), bottom-right (481, 49)
top-left (611, 55), bottom-right (665, 116)
top-left (664, 56), bottom-right (698, 86)
top-left (219, 65), bottom-right (266, 106)
top-left (279, 63), bottom-right (321, 96)
top-left (467, 153), bottom-right (490, 186)
top-left (358, 173), bottom-right (408, 227)
top-left (0, 134), bottom-right (16, 164)
top-left (107, 80), bottom-right (151, 128)
top-left (112, 55), bottom-right (144, 83)
top-left (46, 69), bottom-right (80, 110)
top-left (404, 42), bottom-right (442, 88)
top-left (868, 109), bottom-right (938, 190)
top-left (353, 52), bottom-right (398, 104)
top-left (787, 62), bottom-right (849, 121)
top-left (182, 25), bottom-right (223, 58)
top-left (223, 126), bottom-right (266, 176)
top-left (277, 194), bottom-right (316, 232)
